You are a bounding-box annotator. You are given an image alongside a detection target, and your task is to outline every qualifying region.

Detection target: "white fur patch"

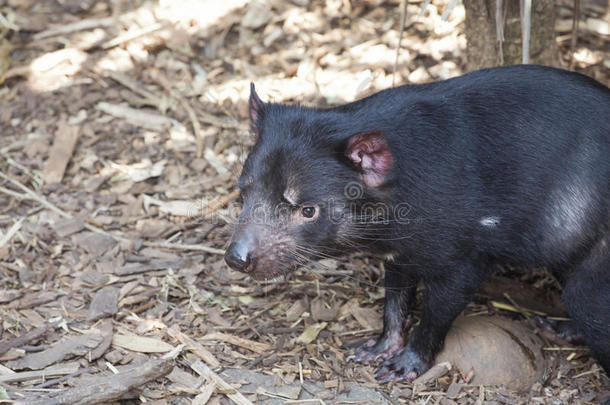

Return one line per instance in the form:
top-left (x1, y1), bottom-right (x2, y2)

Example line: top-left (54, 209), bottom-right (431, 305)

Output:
top-left (383, 251), bottom-right (398, 262)
top-left (480, 216), bottom-right (500, 227)
top-left (283, 188), bottom-right (298, 205)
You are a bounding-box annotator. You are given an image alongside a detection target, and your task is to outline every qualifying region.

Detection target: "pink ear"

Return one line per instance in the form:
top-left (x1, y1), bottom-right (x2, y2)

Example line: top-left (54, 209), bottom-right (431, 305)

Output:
top-left (249, 83), bottom-right (264, 135)
top-left (345, 132), bottom-right (393, 187)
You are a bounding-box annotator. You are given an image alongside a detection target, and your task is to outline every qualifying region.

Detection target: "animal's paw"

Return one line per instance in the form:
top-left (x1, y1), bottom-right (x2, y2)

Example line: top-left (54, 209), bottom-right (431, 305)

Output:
top-left (532, 316), bottom-right (583, 344)
top-left (350, 333), bottom-right (404, 365)
top-left (375, 346), bottom-right (430, 382)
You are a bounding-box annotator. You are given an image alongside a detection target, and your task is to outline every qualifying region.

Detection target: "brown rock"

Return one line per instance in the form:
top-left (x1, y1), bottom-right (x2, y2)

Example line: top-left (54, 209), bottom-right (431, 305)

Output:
top-left (436, 316), bottom-right (546, 392)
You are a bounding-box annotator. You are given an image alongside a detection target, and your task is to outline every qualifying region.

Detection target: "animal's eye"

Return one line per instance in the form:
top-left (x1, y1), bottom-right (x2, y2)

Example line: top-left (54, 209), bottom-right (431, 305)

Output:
top-left (301, 206), bottom-right (316, 219)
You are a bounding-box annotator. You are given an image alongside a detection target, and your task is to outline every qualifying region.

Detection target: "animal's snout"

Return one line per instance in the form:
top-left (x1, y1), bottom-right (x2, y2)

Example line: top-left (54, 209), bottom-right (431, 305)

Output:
top-left (224, 241), bottom-right (253, 273)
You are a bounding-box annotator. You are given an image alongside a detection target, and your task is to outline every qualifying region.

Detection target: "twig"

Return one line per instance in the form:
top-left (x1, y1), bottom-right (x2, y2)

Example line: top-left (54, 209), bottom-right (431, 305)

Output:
top-left (393, 0), bottom-right (408, 86)
top-left (0, 171), bottom-right (129, 243)
top-left (105, 70), bottom-right (164, 110)
top-left (0, 217), bottom-right (23, 248)
top-left (418, 0), bottom-right (433, 17)
top-left (166, 325), bottom-right (220, 368)
top-left (199, 332), bottom-right (271, 354)
top-left (102, 22), bottom-right (165, 49)
top-left (0, 324), bottom-right (50, 355)
top-left (33, 17), bottom-right (115, 40)
top-left (496, 0), bottom-right (504, 65)
top-left (573, 366), bottom-right (601, 378)
top-left (0, 12), bottom-right (20, 31)
top-left (191, 360), bottom-right (254, 405)
top-left (569, 0), bottom-right (581, 70)
top-left (441, 0), bottom-right (459, 21)
top-left (198, 190), bottom-right (240, 218)
top-left (0, 185), bottom-right (26, 200)
top-left (148, 67), bottom-right (206, 157)
top-left (503, 293), bottom-right (530, 320)
top-left (520, 0), bottom-right (531, 64)
top-left (0, 363), bottom-right (78, 384)
top-left (142, 241), bottom-right (224, 255)
top-left (33, 368), bottom-right (93, 389)
top-left (0, 150), bottom-right (41, 183)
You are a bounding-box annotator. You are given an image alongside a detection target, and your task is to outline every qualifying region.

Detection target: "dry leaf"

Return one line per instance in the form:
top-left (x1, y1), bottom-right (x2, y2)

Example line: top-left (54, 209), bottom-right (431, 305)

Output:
top-left (297, 322), bottom-right (328, 344)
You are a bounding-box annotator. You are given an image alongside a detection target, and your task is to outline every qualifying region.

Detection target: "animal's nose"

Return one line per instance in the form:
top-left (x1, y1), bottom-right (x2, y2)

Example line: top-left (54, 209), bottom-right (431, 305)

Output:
top-left (224, 242), bottom-right (252, 272)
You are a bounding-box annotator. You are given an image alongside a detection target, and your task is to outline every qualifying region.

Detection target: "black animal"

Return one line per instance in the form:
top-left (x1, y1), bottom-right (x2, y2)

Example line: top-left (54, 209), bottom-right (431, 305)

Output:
top-left (224, 65), bottom-right (610, 381)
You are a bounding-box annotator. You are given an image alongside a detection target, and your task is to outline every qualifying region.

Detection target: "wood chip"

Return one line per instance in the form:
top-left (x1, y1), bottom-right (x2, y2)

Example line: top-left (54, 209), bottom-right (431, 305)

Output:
top-left (0, 362), bottom-right (80, 384)
top-left (412, 361), bottom-right (452, 386)
top-left (193, 380), bottom-right (216, 405)
top-left (0, 324), bottom-right (49, 355)
top-left (350, 307), bottom-right (383, 330)
top-left (42, 119), bottom-right (80, 184)
top-left (116, 259), bottom-right (185, 276)
top-left (0, 289), bottom-right (22, 304)
top-left (53, 217), bottom-right (85, 238)
top-left (96, 102), bottom-right (172, 131)
top-left (286, 297), bottom-right (308, 322)
top-left (112, 334), bottom-right (175, 353)
top-left (72, 232), bottom-right (117, 256)
top-left (87, 286), bottom-right (119, 321)
top-left (88, 319), bottom-right (114, 360)
top-left (18, 357), bottom-right (173, 405)
top-left (310, 297), bottom-right (339, 321)
top-left (167, 366), bottom-right (203, 390)
top-left (5, 333), bottom-right (103, 370)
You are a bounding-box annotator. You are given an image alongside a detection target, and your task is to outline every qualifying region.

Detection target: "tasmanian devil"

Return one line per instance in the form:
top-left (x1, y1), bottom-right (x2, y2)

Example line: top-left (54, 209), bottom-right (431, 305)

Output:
top-left (224, 65), bottom-right (610, 381)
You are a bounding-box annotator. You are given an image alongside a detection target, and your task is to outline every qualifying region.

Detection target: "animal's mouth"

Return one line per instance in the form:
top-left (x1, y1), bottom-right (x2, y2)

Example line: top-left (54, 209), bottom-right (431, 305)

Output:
top-left (243, 257), bottom-right (255, 274)
top-left (246, 254), bottom-right (298, 281)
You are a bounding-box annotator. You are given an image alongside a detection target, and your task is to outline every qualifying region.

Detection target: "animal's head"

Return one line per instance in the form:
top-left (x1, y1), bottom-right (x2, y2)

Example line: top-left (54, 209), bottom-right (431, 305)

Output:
top-left (224, 84), bottom-right (396, 280)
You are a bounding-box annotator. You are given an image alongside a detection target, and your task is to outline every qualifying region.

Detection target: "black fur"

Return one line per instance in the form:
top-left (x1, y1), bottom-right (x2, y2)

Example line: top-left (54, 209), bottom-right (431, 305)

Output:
top-left (225, 65), bottom-right (610, 381)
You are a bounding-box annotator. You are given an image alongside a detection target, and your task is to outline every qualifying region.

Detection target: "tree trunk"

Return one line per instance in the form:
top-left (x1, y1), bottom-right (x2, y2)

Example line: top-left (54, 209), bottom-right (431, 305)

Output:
top-left (463, 0), bottom-right (560, 72)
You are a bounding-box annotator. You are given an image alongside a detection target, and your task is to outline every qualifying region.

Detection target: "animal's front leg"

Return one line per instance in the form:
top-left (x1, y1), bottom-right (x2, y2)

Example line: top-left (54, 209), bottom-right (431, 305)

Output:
top-left (376, 264), bottom-right (482, 381)
top-left (354, 260), bottom-right (418, 364)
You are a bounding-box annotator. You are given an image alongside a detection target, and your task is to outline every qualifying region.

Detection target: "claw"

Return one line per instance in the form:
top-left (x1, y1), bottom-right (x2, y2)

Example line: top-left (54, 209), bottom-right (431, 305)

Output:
top-left (372, 345), bottom-right (429, 382)
top-left (405, 370), bottom-right (418, 382)
top-left (352, 333), bottom-right (404, 365)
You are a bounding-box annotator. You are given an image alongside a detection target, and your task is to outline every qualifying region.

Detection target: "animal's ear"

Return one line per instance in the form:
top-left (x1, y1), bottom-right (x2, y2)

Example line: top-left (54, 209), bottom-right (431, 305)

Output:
top-left (345, 131), bottom-right (393, 187)
top-left (249, 83), bottom-right (264, 135)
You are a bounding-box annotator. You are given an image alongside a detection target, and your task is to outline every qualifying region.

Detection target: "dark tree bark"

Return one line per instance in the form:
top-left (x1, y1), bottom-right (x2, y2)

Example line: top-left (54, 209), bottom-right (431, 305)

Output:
top-left (463, 0), bottom-right (560, 71)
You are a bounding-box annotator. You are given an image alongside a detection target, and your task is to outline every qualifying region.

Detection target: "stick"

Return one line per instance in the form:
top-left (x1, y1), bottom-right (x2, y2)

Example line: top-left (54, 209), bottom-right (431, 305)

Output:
top-left (199, 332), bottom-right (271, 354)
top-left (0, 217), bottom-right (24, 248)
top-left (441, 0), bottom-right (459, 21)
top-left (148, 67), bottom-right (206, 157)
top-left (102, 22), bottom-right (164, 49)
top-left (496, 0), bottom-right (504, 65)
top-left (18, 357), bottom-right (174, 405)
top-left (392, 0), bottom-right (408, 86)
top-left (190, 360), bottom-right (254, 405)
top-left (0, 171), bottom-right (129, 243)
top-left (520, 0), bottom-right (531, 64)
top-left (166, 325), bottom-right (220, 368)
top-left (33, 17), bottom-right (115, 40)
top-left (0, 324), bottom-right (49, 355)
top-left (0, 363), bottom-right (79, 384)
top-left (198, 190), bottom-right (240, 218)
top-left (141, 241), bottom-right (224, 255)
top-left (569, 0), bottom-right (581, 70)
